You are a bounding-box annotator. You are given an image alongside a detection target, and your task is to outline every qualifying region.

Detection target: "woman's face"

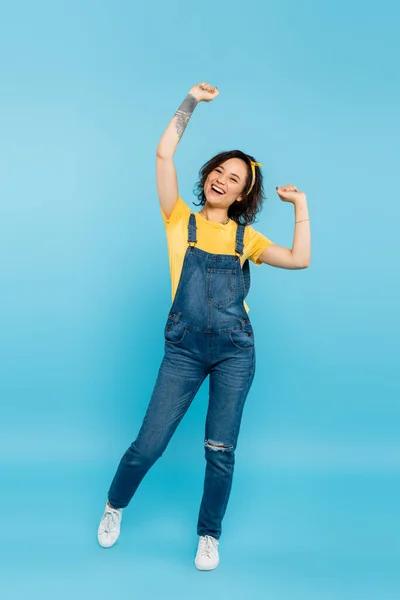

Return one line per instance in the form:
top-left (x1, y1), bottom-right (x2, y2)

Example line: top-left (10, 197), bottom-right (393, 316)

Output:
top-left (204, 158), bottom-right (249, 208)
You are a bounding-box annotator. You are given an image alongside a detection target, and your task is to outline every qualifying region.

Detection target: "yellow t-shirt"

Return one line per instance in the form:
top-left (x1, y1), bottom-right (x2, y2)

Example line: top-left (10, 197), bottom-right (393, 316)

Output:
top-left (161, 197), bottom-right (274, 312)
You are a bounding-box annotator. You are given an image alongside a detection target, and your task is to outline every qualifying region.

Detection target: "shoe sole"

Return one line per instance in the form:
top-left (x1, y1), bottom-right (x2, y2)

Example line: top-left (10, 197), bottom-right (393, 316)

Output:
top-left (97, 531), bottom-right (120, 548)
top-left (194, 561), bottom-right (219, 571)
top-left (98, 539), bottom-right (118, 548)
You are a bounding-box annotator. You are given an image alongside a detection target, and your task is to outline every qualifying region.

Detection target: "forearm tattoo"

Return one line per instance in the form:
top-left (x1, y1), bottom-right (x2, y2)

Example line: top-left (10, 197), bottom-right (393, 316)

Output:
top-left (174, 94), bottom-right (198, 140)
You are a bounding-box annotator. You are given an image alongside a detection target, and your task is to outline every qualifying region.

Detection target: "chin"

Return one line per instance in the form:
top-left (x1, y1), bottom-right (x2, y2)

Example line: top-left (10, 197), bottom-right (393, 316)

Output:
top-left (205, 192), bottom-right (225, 206)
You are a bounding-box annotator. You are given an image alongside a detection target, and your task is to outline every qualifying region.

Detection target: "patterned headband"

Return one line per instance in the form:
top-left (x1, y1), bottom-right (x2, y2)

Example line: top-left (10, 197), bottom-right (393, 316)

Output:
top-left (247, 160), bottom-right (263, 195)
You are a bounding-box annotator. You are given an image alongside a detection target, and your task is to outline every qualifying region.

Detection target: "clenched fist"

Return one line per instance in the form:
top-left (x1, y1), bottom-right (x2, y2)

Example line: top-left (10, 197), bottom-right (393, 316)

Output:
top-left (189, 82), bottom-right (219, 103)
top-left (276, 185), bottom-right (306, 205)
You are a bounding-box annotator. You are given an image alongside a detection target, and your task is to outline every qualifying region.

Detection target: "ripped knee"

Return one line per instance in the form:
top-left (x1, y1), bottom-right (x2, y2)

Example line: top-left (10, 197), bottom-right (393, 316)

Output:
top-left (204, 439), bottom-right (233, 452)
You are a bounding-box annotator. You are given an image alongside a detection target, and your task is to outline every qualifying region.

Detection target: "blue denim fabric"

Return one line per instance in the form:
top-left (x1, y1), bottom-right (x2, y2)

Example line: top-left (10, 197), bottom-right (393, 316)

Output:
top-left (108, 214), bottom-right (256, 540)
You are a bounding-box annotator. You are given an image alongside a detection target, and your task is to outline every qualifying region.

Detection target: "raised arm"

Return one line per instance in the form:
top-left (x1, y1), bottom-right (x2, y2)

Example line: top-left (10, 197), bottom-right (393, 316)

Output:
top-left (259, 185), bottom-right (311, 269)
top-left (156, 82), bottom-right (219, 219)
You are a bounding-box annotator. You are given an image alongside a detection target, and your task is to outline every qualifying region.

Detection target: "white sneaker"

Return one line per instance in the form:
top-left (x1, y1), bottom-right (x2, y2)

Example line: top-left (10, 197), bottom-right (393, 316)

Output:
top-left (97, 503), bottom-right (123, 548)
top-left (194, 535), bottom-right (220, 570)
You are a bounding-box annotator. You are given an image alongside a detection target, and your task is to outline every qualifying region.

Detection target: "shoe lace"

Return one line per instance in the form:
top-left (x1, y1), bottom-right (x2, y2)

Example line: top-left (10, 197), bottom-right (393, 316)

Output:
top-left (199, 535), bottom-right (218, 558)
top-left (103, 510), bottom-right (119, 533)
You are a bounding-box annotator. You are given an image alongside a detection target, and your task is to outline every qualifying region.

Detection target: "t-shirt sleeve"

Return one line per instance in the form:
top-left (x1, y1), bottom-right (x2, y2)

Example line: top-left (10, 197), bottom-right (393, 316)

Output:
top-left (244, 225), bottom-right (274, 266)
top-left (160, 196), bottom-right (191, 226)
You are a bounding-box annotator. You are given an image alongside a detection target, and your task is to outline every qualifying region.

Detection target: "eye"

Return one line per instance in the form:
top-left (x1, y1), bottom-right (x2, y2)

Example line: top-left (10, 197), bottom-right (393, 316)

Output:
top-left (230, 177), bottom-right (238, 183)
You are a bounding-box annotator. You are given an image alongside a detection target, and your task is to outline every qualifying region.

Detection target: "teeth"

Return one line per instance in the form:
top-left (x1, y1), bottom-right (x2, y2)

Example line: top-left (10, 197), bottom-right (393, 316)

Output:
top-left (212, 185), bottom-right (224, 194)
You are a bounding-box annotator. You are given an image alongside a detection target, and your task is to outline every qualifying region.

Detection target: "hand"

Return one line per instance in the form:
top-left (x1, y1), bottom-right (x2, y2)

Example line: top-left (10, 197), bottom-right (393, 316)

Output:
top-left (276, 184), bottom-right (306, 205)
top-left (189, 82), bottom-right (219, 103)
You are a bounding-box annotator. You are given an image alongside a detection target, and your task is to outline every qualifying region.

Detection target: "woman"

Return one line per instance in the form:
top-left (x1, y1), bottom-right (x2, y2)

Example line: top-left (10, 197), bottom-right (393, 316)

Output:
top-left (97, 82), bottom-right (311, 570)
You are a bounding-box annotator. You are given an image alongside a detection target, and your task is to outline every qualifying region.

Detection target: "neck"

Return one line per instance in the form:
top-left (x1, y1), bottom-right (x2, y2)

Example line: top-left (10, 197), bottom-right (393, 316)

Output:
top-left (200, 204), bottom-right (229, 224)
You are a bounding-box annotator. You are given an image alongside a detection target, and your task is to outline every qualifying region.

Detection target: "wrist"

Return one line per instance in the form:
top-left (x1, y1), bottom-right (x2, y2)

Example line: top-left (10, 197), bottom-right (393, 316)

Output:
top-left (293, 195), bottom-right (307, 207)
top-left (187, 90), bottom-right (201, 103)
top-left (179, 93), bottom-right (199, 111)
top-left (294, 197), bottom-right (309, 222)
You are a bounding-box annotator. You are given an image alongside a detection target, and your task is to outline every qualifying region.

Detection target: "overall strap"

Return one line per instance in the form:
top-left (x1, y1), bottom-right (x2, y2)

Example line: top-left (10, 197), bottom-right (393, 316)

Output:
top-left (235, 223), bottom-right (251, 300)
top-left (188, 213), bottom-right (197, 245)
top-left (235, 223), bottom-right (245, 255)
top-left (241, 260), bottom-right (251, 300)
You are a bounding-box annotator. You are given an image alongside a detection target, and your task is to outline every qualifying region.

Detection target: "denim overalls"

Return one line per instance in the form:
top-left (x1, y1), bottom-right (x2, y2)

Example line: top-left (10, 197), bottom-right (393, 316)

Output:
top-left (108, 212), bottom-right (256, 540)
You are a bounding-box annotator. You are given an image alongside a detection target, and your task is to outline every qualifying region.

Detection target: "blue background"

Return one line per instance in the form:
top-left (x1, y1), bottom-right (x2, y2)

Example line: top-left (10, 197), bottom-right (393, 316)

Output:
top-left (1, 1), bottom-right (399, 598)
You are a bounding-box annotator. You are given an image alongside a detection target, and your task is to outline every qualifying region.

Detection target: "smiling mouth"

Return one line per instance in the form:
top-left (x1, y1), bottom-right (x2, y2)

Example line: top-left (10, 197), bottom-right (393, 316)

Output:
top-left (211, 184), bottom-right (225, 195)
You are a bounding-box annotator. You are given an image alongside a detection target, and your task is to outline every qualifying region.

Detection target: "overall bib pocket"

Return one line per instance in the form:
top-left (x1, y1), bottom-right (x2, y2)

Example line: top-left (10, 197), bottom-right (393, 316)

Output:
top-left (206, 268), bottom-right (236, 308)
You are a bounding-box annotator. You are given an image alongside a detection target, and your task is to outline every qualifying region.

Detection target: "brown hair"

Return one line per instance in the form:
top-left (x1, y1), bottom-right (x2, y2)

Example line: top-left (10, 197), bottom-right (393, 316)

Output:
top-left (193, 149), bottom-right (266, 225)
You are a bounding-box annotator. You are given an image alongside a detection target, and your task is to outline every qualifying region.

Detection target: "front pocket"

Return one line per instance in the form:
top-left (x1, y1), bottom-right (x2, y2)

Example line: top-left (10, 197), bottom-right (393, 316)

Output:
top-left (164, 314), bottom-right (187, 345)
top-left (206, 268), bottom-right (236, 308)
top-left (229, 325), bottom-right (255, 350)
